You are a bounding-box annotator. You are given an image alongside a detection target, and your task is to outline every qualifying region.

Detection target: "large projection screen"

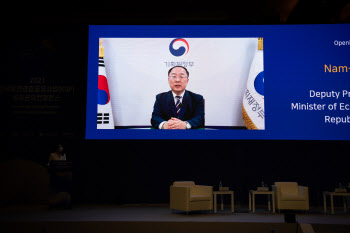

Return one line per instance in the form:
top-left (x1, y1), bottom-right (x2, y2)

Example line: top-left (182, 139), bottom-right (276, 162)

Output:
top-left (86, 25), bottom-right (350, 140)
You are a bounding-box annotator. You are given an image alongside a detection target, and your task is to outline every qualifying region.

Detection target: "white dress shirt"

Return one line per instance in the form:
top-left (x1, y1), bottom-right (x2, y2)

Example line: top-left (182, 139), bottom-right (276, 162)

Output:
top-left (159, 90), bottom-right (191, 129)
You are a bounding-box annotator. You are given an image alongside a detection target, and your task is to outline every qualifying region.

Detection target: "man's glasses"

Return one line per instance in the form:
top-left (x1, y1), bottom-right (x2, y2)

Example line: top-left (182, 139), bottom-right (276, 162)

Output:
top-left (170, 74), bottom-right (187, 79)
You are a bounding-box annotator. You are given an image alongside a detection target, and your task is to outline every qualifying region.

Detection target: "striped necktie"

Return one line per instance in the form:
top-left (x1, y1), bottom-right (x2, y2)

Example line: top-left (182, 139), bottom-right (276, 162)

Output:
top-left (175, 96), bottom-right (182, 117)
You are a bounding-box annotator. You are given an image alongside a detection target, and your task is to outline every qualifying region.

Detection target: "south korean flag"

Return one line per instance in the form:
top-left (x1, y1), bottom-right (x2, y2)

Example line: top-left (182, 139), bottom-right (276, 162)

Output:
top-left (97, 49), bottom-right (115, 129)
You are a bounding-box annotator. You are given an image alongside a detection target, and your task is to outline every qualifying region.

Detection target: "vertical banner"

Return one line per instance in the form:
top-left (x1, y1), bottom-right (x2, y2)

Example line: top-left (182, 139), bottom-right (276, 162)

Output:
top-left (242, 37), bottom-right (265, 129)
top-left (97, 40), bottom-right (115, 129)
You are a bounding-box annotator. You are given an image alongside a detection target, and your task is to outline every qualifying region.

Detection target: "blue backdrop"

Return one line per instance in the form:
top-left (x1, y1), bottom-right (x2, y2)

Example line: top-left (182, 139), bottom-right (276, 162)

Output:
top-left (86, 25), bottom-right (350, 140)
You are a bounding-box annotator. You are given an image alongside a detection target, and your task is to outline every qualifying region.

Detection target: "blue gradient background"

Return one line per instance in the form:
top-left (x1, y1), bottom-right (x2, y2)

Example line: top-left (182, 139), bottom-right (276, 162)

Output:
top-left (86, 25), bottom-right (350, 140)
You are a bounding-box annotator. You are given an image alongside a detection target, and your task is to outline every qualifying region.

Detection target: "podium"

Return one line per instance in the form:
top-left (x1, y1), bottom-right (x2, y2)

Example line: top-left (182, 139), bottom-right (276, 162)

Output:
top-left (48, 161), bottom-right (72, 193)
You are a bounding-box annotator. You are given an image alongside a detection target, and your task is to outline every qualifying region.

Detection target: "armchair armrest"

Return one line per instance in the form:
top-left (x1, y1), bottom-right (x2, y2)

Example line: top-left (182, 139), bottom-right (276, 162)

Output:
top-left (272, 185), bottom-right (280, 193)
top-left (298, 186), bottom-right (309, 197)
top-left (194, 185), bottom-right (213, 195)
top-left (170, 186), bottom-right (190, 210)
top-left (272, 185), bottom-right (282, 198)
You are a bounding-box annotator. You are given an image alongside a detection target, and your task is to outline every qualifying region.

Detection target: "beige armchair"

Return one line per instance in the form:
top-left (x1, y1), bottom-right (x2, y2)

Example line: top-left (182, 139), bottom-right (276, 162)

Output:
top-left (170, 181), bottom-right (213, 214)
top-left (272, 182), bottom-right (309, 212)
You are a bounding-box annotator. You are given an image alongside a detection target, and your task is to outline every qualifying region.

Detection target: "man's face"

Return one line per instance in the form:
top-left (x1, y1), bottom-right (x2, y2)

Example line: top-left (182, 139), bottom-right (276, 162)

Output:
top-left (168, 67), bottom-right (189, 95)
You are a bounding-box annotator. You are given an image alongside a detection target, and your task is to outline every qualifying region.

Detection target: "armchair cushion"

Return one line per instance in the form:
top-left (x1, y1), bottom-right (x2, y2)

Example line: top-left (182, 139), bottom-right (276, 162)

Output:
top-left (280, 194), bottom-right (307, 201)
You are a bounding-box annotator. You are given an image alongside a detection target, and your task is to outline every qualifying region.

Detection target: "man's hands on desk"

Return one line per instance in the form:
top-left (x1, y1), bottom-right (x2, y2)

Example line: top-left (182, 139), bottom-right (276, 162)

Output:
top-left (162, 117), bottom-right (187, 129)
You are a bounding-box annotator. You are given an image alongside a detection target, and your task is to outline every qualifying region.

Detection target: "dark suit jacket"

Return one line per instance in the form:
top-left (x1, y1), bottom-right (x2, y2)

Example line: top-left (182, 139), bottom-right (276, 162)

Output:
top-left (151, 90), bottom-right (204, 129)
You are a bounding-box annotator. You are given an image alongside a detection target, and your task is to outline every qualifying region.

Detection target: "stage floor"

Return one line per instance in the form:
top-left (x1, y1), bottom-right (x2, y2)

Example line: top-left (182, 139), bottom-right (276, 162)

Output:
top-left (1, 204), bottom-right (350, 233)
top-left (0, 204), bottom-right (349, 225)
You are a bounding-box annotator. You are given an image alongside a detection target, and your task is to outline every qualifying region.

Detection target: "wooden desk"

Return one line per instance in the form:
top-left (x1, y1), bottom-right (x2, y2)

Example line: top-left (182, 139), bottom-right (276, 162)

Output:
top-left (213, 191), bottom-right (234, 213)
top-left (249, 190), bottom-right (275, 213)
top-left (323, 191), bottom-right (350, 214)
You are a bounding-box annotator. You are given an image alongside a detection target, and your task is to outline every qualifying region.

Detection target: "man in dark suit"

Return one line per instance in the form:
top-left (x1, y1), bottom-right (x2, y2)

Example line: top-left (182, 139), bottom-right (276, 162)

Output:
top-left (151, 66), bottom-right (204, 129)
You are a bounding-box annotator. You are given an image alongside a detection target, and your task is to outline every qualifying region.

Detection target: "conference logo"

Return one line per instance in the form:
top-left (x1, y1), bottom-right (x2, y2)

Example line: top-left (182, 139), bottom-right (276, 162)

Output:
top-left (98, 75), bottom-right (110, 105)
top-left (169, 38), bottom-right (189, 57)
top-left (254, 71), bottom-right (264, 96)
